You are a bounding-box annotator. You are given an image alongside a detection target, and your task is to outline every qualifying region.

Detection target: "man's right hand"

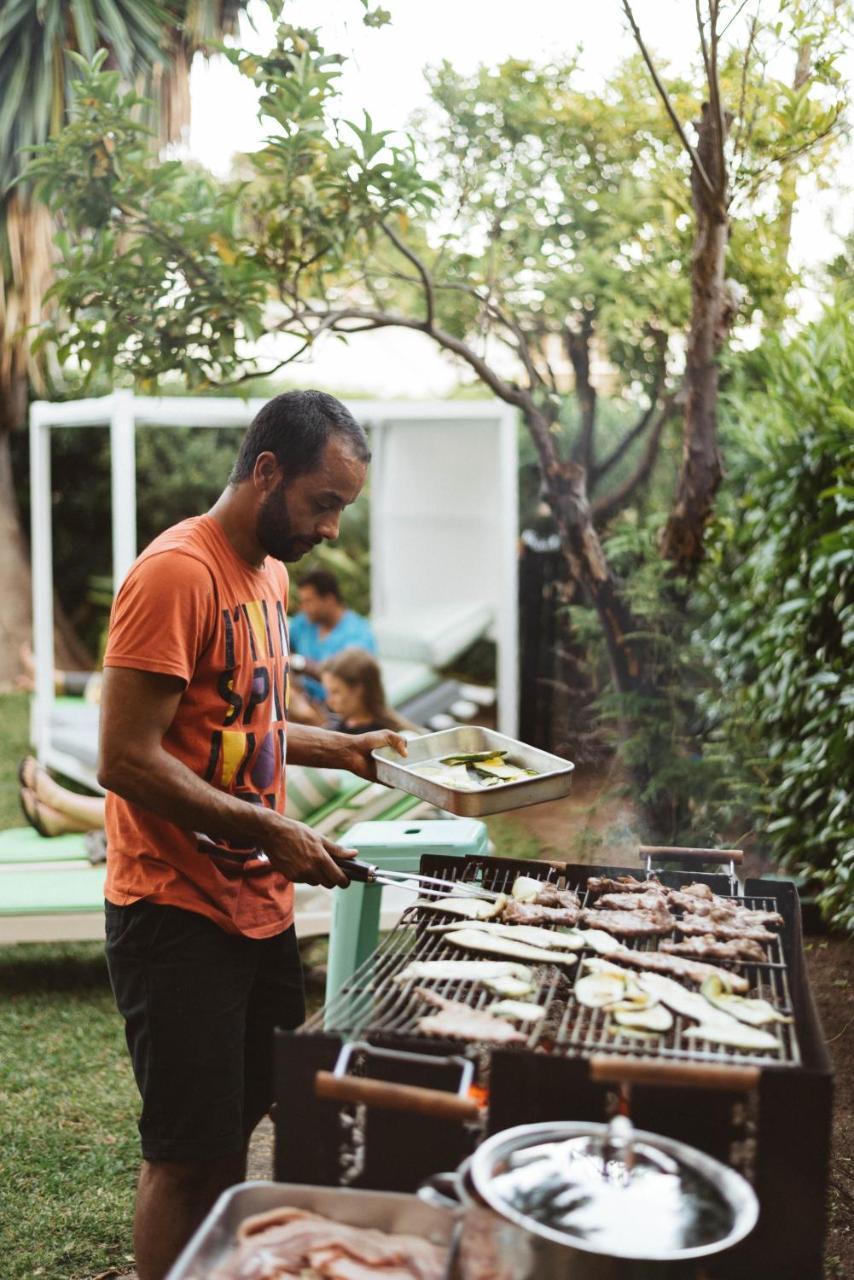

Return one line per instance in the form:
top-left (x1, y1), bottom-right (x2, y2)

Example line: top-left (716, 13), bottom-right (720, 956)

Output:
top-left (263, 815), bottom-right (357, 889)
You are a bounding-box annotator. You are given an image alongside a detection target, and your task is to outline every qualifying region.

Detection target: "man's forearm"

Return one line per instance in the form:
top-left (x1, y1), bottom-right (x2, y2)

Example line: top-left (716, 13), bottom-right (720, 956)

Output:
top-left (102, 747), bottom-right (281, 843)
top-left (287, 723), bottom-right (355, 769)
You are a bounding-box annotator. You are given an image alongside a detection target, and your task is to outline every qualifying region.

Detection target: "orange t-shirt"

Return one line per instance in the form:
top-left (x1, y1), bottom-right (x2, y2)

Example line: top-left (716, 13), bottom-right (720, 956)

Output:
top-left (103, 515), bottom-right (294, 938)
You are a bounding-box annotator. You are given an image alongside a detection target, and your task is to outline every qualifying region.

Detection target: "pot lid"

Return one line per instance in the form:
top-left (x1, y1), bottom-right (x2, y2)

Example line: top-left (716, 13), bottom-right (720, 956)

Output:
top-left (471, 1117), bottom-right (758, 1260)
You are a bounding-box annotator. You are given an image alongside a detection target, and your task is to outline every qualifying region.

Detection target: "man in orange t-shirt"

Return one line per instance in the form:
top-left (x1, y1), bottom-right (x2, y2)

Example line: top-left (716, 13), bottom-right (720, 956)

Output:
top-left (99, 390), bottom-right (406, 1280)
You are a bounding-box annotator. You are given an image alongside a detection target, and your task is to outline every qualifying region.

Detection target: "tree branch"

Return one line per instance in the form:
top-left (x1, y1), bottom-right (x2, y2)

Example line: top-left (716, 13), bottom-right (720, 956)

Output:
top-left (591, 398), bottom-right (659, 488)
top-left (379, 219), bottom-right (434, 329)
top-left (730, 10), bottom-right (760, 176)
top-left (300, 303), bottom-right (536, 414)
top-left (591, 338), bottom-right (667, 488)
top-left (718, 0), bottom-right (754, 41)
top-left (592, 389), bottom-right (680, 524)
top-left (695, 0), bottom-right (712, 90)
top-left (706, 0), bottom-right (726, 183)
top-left (621, 0), bottom-right (719, 205)
top-left (730, 108), bottom-right (843, 207)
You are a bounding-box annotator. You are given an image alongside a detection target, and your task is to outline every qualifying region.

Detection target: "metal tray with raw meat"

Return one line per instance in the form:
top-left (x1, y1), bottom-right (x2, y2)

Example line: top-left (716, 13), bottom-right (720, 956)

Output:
top-left (167, 1180), bottom-right (455, 1279)
top-left (372, 726), bottom-right (574, 816)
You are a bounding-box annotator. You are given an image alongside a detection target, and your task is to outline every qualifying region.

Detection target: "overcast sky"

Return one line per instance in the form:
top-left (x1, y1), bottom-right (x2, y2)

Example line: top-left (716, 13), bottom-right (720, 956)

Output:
top-left (186, 0), bottom-right (853, 397)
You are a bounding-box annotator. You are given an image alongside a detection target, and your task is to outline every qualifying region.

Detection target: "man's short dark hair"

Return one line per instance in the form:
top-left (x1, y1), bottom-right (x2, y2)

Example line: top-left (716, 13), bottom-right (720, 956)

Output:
top-left (229, 390), bottom-right (369, 485)
top-left (297, 569), bottom-right (341, 600)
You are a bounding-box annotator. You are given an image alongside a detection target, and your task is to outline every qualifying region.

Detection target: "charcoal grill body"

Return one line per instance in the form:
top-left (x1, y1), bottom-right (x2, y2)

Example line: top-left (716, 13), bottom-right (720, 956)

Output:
top-left (275, 859), bottom-right (833, 1280)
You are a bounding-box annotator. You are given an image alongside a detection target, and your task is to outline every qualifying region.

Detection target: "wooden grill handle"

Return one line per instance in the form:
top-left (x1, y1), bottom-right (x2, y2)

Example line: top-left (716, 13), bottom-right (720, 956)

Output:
top-left (315, 1071), bottom-right (481, 1122)
top-left (640, 845), bottom-right (744, 865)
top-left (589, 1054), bottom-right (760, 1092)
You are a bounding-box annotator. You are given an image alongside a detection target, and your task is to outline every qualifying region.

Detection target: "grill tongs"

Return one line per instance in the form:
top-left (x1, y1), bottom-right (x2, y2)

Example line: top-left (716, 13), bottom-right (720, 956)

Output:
top-left (333, 856), bottom-right (500, 902)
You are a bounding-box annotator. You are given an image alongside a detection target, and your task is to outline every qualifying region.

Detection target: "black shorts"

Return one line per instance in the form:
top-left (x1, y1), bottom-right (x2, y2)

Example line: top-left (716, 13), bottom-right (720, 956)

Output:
top-left (105, 899), bottom-right (304, 1164)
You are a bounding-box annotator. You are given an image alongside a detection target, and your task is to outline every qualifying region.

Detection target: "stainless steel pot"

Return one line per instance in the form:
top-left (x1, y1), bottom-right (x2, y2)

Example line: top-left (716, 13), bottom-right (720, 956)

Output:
top-left (421, 1117), bottom-right (759, 1280)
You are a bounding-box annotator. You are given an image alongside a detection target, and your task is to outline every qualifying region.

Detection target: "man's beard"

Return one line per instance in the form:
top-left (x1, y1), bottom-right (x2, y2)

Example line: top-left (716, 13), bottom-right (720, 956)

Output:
top-left (256, 480), bottom-right (317, 563)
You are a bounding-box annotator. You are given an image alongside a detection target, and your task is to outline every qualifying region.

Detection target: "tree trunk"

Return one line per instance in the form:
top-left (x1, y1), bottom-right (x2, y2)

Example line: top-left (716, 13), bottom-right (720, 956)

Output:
top-left (0, 430), bottom-right (35, 689)
top-left (522, 404), bottom-right (648, 702)
top-left (566, 313), bottom-right (597, 471)
top-left (660, 101), bottom-right (730, 570)
top-left (549, 459), bottom-right (647, 699)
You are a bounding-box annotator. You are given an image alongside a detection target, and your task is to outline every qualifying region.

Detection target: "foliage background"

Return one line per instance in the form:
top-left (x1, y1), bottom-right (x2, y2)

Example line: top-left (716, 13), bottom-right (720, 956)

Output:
top-left (700, 296), bottom-right (854, 930)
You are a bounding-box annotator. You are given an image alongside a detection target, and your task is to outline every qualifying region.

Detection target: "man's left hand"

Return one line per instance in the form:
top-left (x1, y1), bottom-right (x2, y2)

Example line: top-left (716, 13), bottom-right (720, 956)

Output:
top-left (342, 730), bottom-right (408, 781)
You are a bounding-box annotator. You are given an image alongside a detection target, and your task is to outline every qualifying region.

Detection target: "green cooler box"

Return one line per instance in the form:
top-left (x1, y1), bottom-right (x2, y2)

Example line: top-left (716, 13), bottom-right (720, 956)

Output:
top-left (325, 817), bottom-right (489, 1003)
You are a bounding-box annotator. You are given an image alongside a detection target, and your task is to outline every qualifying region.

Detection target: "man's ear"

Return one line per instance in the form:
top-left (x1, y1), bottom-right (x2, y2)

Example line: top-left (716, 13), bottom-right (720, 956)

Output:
top-left (253, 451), bottom-right (281, 492)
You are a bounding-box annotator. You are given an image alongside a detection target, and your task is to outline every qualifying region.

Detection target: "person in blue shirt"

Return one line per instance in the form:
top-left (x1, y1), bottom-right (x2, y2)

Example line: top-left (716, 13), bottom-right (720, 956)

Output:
top-left (289, 569), bottom-right (377, 707)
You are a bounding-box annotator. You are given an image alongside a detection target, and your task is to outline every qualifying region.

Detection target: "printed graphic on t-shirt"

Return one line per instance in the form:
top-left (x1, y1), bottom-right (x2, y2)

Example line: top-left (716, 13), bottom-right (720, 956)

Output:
top-left (196, 596), bottom-right (290, 874)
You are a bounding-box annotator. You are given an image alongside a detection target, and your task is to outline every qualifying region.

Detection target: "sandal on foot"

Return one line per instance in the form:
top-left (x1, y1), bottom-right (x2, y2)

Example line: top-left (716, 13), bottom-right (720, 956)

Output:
top-left (19, 788), bottom-right (73, 838)
top-left (17, 755), bottom-right (44, 791)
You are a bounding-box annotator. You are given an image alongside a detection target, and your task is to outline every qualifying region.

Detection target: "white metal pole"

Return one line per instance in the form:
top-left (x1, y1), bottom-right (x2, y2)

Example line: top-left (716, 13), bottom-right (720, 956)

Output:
top-left (497, 407), bottom-right (520, 738)
top-left (110, 390), bottom-right (137, 592)
top-left (368, 418), bottom-right (385, 620)
top-left (29, 403), bottom-right (54, 761)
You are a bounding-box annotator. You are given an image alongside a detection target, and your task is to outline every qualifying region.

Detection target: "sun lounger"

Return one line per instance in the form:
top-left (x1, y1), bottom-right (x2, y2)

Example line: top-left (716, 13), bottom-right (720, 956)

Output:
top-left (0, 767), bottom-right (439, 946)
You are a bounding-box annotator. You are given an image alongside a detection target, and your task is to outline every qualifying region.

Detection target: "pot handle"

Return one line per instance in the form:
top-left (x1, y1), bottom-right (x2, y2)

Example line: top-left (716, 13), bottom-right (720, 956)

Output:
top-left (417, 1169), bottom-right (467, 1211)
top-left (589, 1054), bottom-right (760, 1092)
top-left (315, 1071), bottom-right (482, 1121)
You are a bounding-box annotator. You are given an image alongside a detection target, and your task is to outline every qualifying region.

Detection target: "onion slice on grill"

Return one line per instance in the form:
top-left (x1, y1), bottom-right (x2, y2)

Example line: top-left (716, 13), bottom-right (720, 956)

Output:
top-left (444, 927), bottom-right (579, 967)
top-left (700, 975), bottom-right (793, 1027)
top-left (683, 1022), bottom-right (781, 1053)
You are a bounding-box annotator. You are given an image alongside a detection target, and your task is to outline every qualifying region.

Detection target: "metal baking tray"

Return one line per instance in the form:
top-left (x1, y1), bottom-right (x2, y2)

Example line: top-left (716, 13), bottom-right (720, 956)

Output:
top-left (372, 726), bottom-right (574, 817)
top-left (167, 1180), bottom-right (455, 1279)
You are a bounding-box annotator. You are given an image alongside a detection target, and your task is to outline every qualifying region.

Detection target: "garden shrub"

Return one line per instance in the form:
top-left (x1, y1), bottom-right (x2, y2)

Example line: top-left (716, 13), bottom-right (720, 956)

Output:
top-left (703, 297), bottom-right (854, 931)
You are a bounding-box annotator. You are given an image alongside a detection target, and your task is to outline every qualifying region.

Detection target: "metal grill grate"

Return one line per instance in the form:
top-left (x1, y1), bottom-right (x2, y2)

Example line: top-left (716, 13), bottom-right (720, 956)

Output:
top-left (302, 858), bottom-right (801, 1069)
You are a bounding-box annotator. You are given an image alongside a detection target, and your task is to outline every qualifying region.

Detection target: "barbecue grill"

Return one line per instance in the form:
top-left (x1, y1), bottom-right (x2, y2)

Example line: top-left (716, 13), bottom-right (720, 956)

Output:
top-left (275, 855), bottom-right (833, 1279)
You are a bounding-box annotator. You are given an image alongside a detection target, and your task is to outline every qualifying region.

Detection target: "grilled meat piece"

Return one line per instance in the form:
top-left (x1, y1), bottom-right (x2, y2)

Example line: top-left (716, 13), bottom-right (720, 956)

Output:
top-left (667, 894), bottom-right (784, 928)
top-left (413, 988), bottom-right (527, 1044)
top-left (677, 913), bottom-right (776, 944)
top-left (680, 881), bottom-right (714, 901)
top-left (660, 935), bottom-right (766, 963)
top-left (511, 875), bottom-right (579, 909)
top-left (667, 891), bottom-right (715, 913)
top-left (595, 890), bottom-right (671, 912)
top-left (586, 874), bottom-right (650, 895)
top-left (502, 899), bottom-right (580, 927)
top-left (713, 903), bottom-right (783, 928)
top-left (580, 906), bottom-right (675, 937)
top-left (608, 946), bottom-right (750, 992)
top-left (534, 884), bottom-right (579, 909)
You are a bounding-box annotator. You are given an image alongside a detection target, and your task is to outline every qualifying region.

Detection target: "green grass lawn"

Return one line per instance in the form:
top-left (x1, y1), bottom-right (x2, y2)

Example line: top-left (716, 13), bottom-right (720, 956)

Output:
top-left (0, 691), bottom-right (32, 828)
top-left (0, 693), bottom-right (140, 1279)
top-left (0, 943), bottom-right (140, 1279)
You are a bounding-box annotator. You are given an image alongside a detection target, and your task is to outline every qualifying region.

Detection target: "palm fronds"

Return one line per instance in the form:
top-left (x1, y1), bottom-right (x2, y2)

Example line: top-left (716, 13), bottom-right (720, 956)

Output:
top-left (0, 0), bottom-right (250, 429)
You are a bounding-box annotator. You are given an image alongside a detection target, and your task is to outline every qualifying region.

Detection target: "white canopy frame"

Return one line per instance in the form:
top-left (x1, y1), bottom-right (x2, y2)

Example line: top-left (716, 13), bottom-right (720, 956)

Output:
top-left (29, 392), bottom-right (518, 785)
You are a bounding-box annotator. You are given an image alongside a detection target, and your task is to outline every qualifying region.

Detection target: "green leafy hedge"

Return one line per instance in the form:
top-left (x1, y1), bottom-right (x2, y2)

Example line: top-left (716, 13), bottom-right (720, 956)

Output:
top-left (703, 297), bottom-right (854, 931)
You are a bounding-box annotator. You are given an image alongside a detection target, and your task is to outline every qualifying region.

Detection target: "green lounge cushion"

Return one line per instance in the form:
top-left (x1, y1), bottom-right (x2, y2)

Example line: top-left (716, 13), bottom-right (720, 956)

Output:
top-left (285, 765), bottom-right (344, 822)
top-left (0, 863), bottom-right (106, 914)
top-left (0, 827), bottom-right (89, 864)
